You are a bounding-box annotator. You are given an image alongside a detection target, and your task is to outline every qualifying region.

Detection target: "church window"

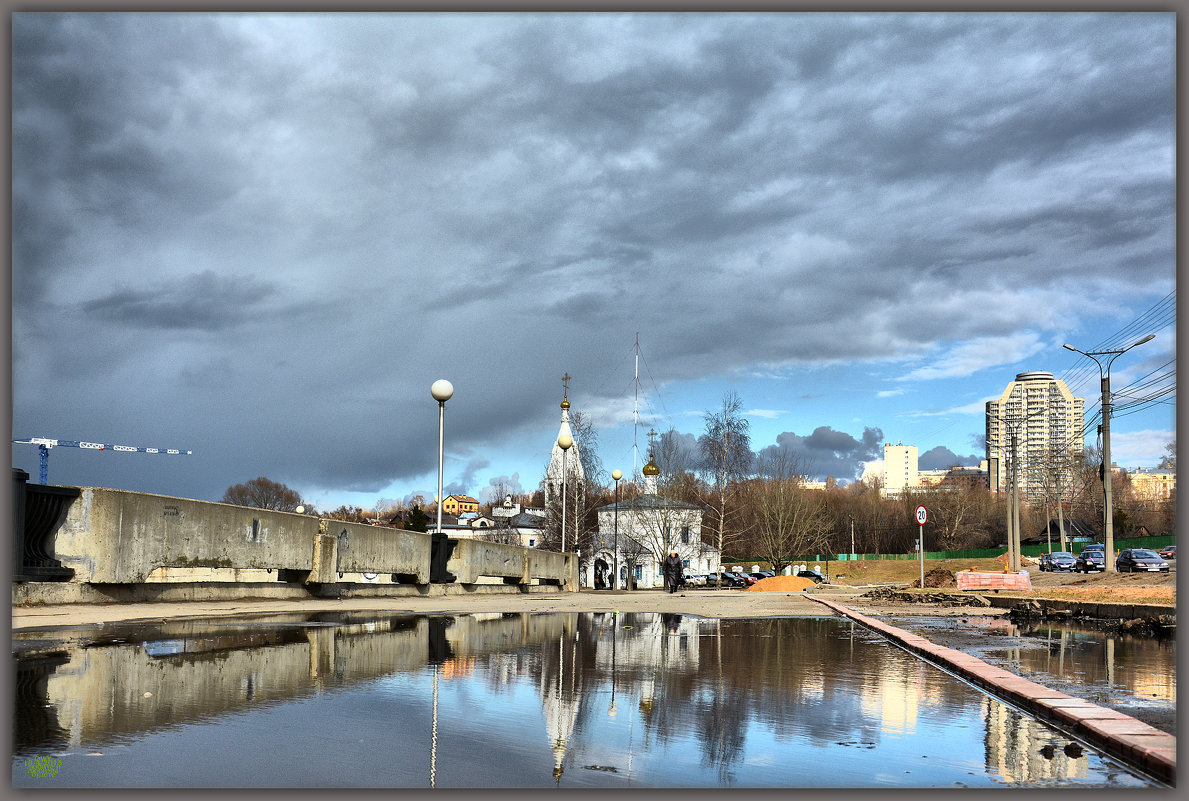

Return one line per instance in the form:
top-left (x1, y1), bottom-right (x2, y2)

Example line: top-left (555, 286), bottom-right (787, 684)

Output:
top-left (681, 526), bottom-right (690, 544)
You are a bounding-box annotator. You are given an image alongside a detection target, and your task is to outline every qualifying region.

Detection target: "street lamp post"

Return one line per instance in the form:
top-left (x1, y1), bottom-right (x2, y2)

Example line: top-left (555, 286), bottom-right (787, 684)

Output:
top-left (612, 469), bottom-right (622, 590)
top-left (558, 433), bottom-right (572, 553)
top-left (1064, 334), bottom-right (1155, 573)
top-left (430, 379), bottom-right (453, 534)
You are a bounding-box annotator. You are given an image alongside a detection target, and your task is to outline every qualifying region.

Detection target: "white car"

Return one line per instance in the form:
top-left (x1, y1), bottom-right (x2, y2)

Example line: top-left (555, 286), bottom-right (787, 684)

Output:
top-left (682, 572), bottom-right (706, 586)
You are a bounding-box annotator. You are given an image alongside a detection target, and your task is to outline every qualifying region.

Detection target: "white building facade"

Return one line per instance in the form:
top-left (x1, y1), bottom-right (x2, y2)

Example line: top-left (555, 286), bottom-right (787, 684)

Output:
top-left (882, 443), bottom-right (919, 498)
top-left (591, 457), bottom-right (718, 590)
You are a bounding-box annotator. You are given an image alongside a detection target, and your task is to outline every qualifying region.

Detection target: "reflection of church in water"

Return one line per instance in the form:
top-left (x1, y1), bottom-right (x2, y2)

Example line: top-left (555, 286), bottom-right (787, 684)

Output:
top-left (535, 612), bottom-right (707, 784)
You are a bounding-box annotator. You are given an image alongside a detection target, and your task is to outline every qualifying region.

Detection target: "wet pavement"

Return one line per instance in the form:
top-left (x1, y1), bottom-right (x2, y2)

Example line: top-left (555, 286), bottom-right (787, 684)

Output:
top-left (11, 611), bottom-right (1162, 788)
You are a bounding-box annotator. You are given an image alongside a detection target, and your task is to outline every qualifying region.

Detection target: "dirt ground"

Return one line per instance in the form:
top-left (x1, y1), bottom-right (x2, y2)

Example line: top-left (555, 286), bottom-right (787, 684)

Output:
top-left (16, 552), bottom-right (1166, 625)
top-left (10, 562), bottom-right (1174, 630)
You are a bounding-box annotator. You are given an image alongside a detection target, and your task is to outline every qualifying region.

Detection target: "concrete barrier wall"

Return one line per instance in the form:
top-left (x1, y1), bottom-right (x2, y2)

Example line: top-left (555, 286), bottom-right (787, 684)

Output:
top-left (56, 488), bottom-right (317, 583)
top-left (445, 539), bottom-right (573, 587)
top-left (46, 487), bottom-right (569, 591)
top-left (320, 521), bottom-right (433, 584)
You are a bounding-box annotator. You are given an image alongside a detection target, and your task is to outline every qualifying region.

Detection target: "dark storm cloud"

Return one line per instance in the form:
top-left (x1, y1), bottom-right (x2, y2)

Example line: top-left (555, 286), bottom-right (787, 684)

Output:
top-left (81, 271), bottom-right (278, 330)
top-left (757, 427), bottom-right (884, 482)
top-left (918, 446), bottom-right (981, 471)
top-left (10, 12), bottom-right (1174, 502)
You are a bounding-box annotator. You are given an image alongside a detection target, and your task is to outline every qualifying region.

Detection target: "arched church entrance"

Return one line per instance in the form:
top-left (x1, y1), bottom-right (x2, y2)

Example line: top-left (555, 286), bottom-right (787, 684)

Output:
top-left (594, 557), bottom-right (612, 590)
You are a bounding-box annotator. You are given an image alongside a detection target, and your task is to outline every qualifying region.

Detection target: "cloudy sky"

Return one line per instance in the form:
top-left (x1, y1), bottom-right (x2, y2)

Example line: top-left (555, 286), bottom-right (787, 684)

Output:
top-left (11, 12), bottom-right (1176, 512)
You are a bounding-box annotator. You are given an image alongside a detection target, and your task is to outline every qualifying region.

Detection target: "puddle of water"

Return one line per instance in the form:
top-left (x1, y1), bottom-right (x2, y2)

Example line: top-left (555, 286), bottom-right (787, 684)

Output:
top-left (892, 616), bottom-right (1176, 735)
top-left (12, 612), bottom-right (1158, 788)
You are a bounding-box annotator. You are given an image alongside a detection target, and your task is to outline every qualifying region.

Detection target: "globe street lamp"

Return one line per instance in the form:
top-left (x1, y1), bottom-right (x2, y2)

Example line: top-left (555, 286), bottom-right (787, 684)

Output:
top-left (1063, 334), bottom-right (1155, 572)
top-left (431, 379), bottom-right (453, 535)
top-left (612, 469), bottom-right (622, 590)
top-left (558, 432), bottom-right (572, 553)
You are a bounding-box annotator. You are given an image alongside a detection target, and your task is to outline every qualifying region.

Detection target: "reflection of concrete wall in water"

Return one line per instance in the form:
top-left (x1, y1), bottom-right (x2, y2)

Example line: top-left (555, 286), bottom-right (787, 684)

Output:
top-left (30, 611), bottom-right (593, 750)
top-left (444, 612), bottom-right (574, 658)
top-left (982, 696), bottom-right (1088, 782)
top-left (43, 618), bottom-right (432, 746)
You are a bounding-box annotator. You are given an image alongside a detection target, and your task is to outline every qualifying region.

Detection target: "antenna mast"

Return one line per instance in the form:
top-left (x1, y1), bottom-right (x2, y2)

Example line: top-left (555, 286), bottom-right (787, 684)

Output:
top-left (633, 332), bottom-right (640, 481)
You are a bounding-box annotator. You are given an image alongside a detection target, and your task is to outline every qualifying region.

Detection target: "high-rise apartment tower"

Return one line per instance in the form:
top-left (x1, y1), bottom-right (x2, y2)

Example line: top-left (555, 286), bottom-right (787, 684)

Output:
top-left (986, 371), bottom-right (1085, 498)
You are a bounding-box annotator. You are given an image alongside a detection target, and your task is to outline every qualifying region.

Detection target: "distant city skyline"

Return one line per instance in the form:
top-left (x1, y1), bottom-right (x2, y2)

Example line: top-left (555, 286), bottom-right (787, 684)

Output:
top-left (12, 13), bottom-right (1175, 512)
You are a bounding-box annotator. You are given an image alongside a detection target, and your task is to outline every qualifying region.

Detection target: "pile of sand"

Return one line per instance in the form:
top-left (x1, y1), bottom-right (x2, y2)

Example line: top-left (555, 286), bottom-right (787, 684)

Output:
top-left (747, 575), bottom-right (817, 592)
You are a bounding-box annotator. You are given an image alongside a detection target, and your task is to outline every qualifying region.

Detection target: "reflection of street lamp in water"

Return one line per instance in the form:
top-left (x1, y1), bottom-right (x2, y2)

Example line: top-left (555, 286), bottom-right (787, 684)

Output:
top-left (429, 662), bottom-right (439, 788)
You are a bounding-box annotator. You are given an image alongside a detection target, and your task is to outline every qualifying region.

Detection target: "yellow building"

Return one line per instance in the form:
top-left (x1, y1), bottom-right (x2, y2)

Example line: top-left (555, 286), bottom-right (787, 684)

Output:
top-left (441, 494), bottom-right (479, 516)
top-left (1129, 469), bottom-right (1176, 501)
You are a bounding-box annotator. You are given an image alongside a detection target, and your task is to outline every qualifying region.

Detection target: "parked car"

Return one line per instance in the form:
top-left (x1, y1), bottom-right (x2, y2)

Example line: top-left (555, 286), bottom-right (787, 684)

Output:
top-left (1038, 552), bottom-right (1077, 572)
top-left (796, 570), bottom-right (826, 584)
top-left (683, 572), bottom-right (706, 587)
top-left (1075, 545), bottom-right (1106, 573)
top-left (716, 572), bottom-right (748, 588)
top-left (1115, 548), bottom-right (1170, 573)
top-left (1158, 545), bottom-right (1176, 560)
top-left (750, 571), bottom-right (776, 582)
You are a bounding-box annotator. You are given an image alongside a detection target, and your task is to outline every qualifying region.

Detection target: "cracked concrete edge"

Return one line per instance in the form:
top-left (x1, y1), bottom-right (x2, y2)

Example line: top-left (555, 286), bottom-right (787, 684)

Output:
top-left (810, 596), bottom-right (1176, 786)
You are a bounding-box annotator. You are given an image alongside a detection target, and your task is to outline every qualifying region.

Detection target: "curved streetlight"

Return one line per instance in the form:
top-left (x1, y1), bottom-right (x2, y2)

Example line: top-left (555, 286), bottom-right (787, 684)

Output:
top-left (612, 469), bottom-right (622, 590)
top-left (558, 433), bottom-right (572, 553)
top-left (431, 379), bottom-right (453, 534)
top-left (1063, 334), bottom-right (1154, 572)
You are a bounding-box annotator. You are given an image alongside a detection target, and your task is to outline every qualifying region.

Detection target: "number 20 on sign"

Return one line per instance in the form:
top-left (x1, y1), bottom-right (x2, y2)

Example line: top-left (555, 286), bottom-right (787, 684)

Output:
top-left (915, 505), bottom-right (927, 526)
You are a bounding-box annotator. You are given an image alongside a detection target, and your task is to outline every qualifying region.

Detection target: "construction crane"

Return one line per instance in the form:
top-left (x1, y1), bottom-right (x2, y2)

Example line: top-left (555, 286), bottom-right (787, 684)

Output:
top-left (12, 437), bottom-right (193, 485)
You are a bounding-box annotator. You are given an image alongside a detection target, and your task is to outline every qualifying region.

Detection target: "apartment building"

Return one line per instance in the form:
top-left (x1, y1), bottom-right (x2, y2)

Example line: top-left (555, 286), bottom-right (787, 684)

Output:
top-left (883, 443), bottom-right (918, 498)
top-left (986, 371), bottom-right (1084, 497)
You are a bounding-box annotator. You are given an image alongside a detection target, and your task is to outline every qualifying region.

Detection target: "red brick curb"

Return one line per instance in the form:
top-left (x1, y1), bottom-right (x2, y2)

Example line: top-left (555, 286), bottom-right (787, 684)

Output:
top-left (811, 596), bottom-right (1176, 785)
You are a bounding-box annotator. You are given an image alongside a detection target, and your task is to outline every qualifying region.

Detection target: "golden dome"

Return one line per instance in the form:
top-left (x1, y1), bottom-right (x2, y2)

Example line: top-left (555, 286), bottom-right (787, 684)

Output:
top-left (642, 454), bottom-right (660, 476)
top-left (560, 392), bottom-right (570, 410)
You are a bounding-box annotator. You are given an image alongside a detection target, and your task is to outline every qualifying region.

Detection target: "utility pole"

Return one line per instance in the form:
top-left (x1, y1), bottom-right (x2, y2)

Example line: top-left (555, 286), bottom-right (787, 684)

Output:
top-left (1064, 334), bottom-right (1155, 573)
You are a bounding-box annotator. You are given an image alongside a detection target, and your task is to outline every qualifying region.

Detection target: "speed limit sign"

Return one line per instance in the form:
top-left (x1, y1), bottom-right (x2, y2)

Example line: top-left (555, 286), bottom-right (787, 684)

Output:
top-left (915, 505), bottom-right (928, 525)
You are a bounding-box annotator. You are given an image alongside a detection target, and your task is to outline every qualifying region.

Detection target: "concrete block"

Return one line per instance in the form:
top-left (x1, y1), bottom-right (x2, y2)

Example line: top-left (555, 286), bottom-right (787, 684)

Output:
top-left (308, 533), bottom-right (337, 583)
top-left (55, 488), bottom-right (318, 583)
top-left (335, 525), bottom-right (432, 583)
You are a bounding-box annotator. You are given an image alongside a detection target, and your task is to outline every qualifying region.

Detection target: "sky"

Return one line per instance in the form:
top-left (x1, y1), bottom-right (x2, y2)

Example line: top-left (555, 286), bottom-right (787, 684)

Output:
top-left (11, 12), bottom-right (1177, 513)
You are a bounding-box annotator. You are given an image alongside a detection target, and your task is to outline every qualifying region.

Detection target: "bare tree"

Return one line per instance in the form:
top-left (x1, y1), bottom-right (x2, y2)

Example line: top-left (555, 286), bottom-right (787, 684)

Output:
top-left (619, 535), bottom-right (650, 590)
top-left (745, 450), bottom-right (830, 574)
top-left (904, 483), bottom-right (990, 552)
top-left (222, 477), bottom-right (304, 511)
top-left (571, 410), bottom-right (606, 489)
top-left (479, 516), bottom-right (522, 546)
top-left (698, 392), bottom-right (753, 579)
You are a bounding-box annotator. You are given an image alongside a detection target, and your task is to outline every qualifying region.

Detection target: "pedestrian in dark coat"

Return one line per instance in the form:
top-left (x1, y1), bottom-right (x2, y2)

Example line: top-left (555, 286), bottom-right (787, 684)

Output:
top-left (663, 550), bottom-right (684, 593)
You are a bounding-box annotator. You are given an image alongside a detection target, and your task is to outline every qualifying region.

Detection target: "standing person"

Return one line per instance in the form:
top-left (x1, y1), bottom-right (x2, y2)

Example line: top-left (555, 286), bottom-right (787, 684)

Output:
top-left (663, 550), bottom-right (683, 593)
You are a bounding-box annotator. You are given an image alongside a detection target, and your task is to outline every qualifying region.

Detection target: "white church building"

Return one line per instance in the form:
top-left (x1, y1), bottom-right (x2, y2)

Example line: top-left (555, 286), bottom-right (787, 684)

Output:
top-left (592, 450), bottom-right (718, 590)
top-left (539, 380), bottom-right (718, 589)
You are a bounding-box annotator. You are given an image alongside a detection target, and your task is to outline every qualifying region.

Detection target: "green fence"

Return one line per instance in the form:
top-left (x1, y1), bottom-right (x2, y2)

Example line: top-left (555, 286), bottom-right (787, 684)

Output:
top-left (733, 535), bottom-right (1175, 566)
